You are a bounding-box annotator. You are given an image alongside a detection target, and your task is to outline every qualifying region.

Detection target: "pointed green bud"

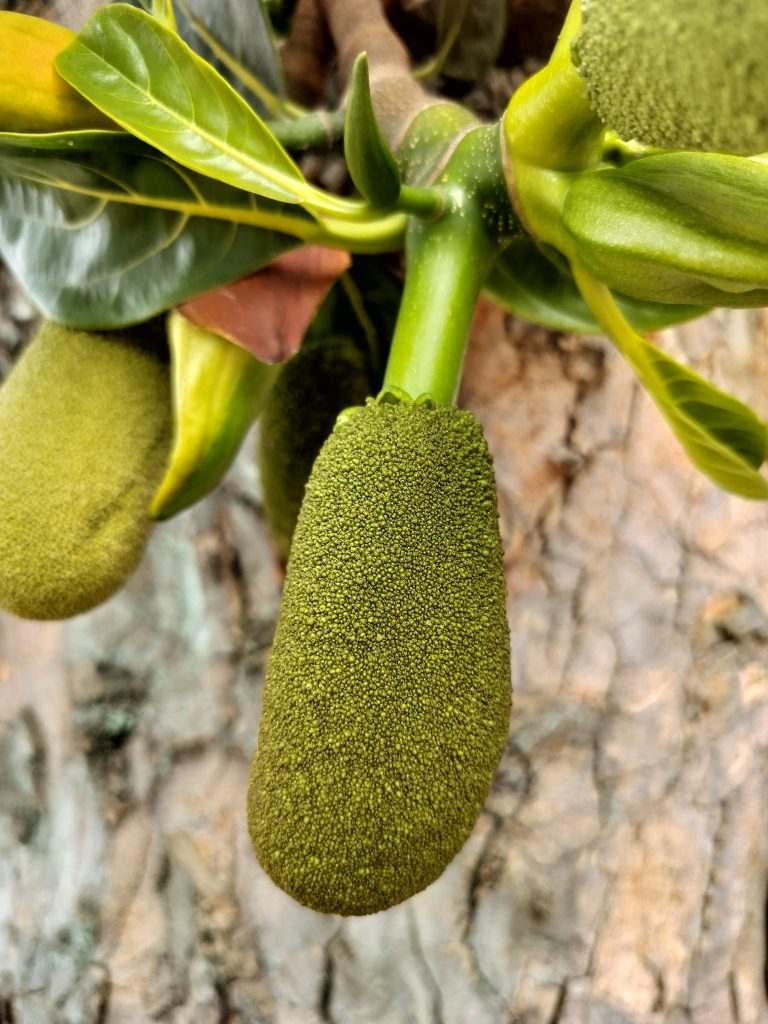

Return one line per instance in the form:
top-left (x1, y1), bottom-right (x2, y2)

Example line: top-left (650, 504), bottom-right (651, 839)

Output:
top-left (0, 321), bottom-right (171, 620)
top-left (151, 311), bottom-right (280, 520)
top-left (248, 399), bottom-right (511, 915)
top-left (344, 53), bottom-right (401, 208)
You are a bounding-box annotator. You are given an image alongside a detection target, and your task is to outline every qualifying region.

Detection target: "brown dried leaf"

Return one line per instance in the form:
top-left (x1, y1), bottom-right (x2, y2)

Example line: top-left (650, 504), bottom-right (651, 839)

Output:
top-left (178, 246), bottom-right (352, 363)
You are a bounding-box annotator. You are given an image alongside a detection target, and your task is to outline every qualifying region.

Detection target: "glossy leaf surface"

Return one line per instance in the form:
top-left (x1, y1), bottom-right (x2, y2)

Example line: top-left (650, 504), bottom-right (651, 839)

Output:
top-left (0, 144), bottom-right (303, 326)
top-left (56, 5), bottom-right (308, 203)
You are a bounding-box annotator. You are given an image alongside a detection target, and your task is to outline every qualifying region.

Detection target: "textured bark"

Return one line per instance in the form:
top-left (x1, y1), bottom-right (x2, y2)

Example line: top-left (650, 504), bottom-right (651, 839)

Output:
top-left (2, 3), bottom-right (768, 1022)
top-left (2, 279), bottom-right (767, 1024)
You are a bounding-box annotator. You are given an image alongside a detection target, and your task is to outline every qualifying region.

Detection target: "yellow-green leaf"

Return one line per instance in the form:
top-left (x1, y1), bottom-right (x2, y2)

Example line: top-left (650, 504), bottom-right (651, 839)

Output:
top-left (55, 5), bottom-right (310, 204)
top-left (151, 311), bottom-right (281, 520)
top-left (574, 264), bottom-right (768, 500)
top-left (0, 13), bottom-right (114, 133)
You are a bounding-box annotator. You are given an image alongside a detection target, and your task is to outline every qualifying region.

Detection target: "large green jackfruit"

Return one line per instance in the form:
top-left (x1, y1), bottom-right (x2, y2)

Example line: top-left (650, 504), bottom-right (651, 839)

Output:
top-left (248, 399), bottom-right (511, 915)
top-left (0, 321), bottom-right (171, 620)
top-left (258, 335), bottom-right (374, 560)
top-left (572, 0), bottom-right (768, 154)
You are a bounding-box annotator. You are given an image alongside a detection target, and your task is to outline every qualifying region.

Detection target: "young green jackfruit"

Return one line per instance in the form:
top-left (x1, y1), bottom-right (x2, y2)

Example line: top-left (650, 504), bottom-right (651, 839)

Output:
top-left (248, 399), bottom-right (511, 915)
top-left (258, 335), bottom-right (374, 559)
top-left (572, 0), bottom-right (768, 154)
top-left (0, 321), bottom-right (171, 620)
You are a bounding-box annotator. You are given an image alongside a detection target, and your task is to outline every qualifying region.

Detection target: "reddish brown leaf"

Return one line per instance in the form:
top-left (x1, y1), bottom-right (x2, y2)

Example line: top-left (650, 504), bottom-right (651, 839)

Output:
top-left (178, 246), bottom-right (352, 363)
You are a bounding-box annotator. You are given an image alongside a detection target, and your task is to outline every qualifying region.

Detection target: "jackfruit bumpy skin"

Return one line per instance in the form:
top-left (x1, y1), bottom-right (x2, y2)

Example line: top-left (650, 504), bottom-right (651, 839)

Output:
top-left (248, 400), bottom-right (511, 915)
top-left (572, 0), bottom-right (768, 154)
top-left (258, 336), bottom-right (374, 560)
top-left (0, 322), bottom-right (172, 620)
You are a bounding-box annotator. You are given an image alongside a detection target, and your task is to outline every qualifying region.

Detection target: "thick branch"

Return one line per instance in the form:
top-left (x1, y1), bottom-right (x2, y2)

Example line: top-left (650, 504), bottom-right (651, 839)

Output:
top-left (281, 0), bottom-right (333, 106)
top-left (320, 0), bottom-right (436, 147)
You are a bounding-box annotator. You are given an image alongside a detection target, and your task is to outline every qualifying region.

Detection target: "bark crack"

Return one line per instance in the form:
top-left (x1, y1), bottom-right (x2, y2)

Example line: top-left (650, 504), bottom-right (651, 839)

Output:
top-left (318, 927), bottom-right (342, 1024)
top-left (406, 903), bottom-right (444, 1024)
top-left (546, 980), bottom-right (568, 1024)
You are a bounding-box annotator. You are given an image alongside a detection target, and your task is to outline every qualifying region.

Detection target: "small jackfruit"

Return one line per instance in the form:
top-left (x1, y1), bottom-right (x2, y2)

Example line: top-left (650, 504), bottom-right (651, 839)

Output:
top-left (258, 335), bottom-right (374, 559)
top-left (248, 399), bottom-right (511, 915)
top-left (0, 321), bottom-right (171, 620)
top-left (572, 0), bottom-right (768, 154)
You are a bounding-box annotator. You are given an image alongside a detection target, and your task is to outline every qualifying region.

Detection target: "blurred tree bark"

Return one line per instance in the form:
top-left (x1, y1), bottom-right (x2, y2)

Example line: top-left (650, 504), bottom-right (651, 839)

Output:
top-left (1, 2), bottom-right (767, 1023)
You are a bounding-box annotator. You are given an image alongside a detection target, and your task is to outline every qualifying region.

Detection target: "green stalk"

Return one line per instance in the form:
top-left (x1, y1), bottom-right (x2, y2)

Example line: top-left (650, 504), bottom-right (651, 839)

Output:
top-left (383, 195), bottom-right (496, 404)
top-left (269, 111), bottom-right (345, 151)
top-left (503, 0), bottom-right (604, 171)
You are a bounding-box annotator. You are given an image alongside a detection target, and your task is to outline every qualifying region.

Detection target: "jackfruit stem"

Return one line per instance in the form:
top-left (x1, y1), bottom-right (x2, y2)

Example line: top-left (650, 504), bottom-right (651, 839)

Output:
top-left (382, 199), bottom-right (493, 404)
top-left (504, 0), bottom-right (604, 172)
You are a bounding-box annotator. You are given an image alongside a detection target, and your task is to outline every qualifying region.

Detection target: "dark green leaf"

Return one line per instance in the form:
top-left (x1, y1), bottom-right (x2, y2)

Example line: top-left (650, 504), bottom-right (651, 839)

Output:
top-left (485, 239), bottom-right (707, 333)
top-left (563, 153), bottom-right (768, 307)
top-left (0, 145), bottom-right (305, 327)
top-left (122, 0), bottom-right (285, 110)
top-left (436, 0), bottom-right (506, 82)
top-left (344, 54), bottom-right (401, 208)
top-left (56, 5), bottom-right (310, 203)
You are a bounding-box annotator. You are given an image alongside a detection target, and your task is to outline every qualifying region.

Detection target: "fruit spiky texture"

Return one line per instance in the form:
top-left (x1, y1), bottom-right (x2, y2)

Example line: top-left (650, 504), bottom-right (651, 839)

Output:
top-left (258, 335), bottom-right (374, 560)
top-left (0, 321), bottom-right (171, 620)
top-left (248, 399), bottom-right (511, 915)
top-left (572, 0), bottom-right (768, 154)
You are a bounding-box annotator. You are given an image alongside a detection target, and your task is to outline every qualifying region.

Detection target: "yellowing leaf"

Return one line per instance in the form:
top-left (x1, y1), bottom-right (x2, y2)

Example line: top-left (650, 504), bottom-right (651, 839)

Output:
top-left (0, 13), bottom-right (114, 133)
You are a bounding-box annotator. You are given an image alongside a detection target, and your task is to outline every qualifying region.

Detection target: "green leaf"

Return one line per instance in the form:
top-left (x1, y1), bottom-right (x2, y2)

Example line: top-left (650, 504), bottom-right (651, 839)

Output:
top-left (121, 0), bottom-right (285, 110)
top-left (563, 153), bottom-right (768, 307)
top-left (172, 0), bottom-right (287, 116)
top-left (151, 310), bottom-right (280, 520)
top-left (56, 5), bottom-right (309, 204)
top-left (574, 265), bottom-right (768, 500)
top-left (0, 144), bottom-right (307, 326)
top-left (485, 238), bottom-right (707, 334)
top-left (435, 0), bottom-right (507, 81)
top-left (0, 128), bottom-right (141, 152)
top-left (344, 54), bottom-right (401, 208)
top-left (616, 152), bottom-right (768, 245)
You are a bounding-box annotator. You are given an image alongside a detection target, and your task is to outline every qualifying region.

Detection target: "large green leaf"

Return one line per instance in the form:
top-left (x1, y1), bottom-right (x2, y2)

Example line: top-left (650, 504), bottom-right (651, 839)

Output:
top-left (0, 144), bottom-right (305, 326)
top-left (485, 238), bottom-right (707, 334)
top-left (563, 153), bottom-right (768, 307)
top-left (574, 265), bottom-right (768, 500)
top-left (56, 5), bottom-right (310, 204)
